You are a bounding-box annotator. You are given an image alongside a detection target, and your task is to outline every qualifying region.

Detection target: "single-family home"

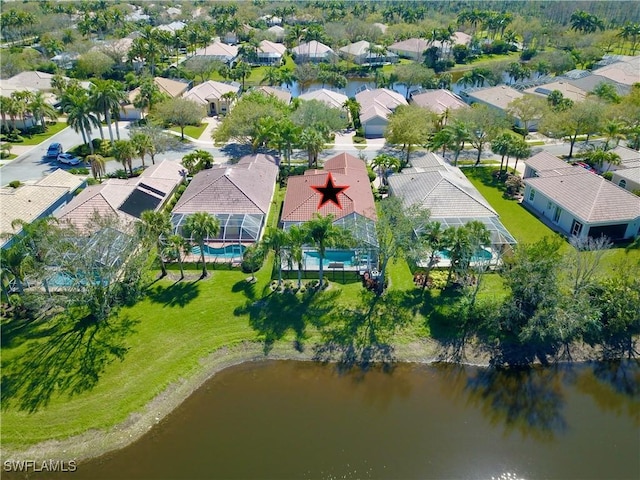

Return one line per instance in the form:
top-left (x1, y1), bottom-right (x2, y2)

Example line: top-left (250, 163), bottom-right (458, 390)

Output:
top-left (410, 89), bottom-right (468, 116)
top-left (338, 40), bottom-right (398, 66)
top-left (4, 71), bottom-right (91, 94)
top-left (592, 55), bottom-right (640, 87)
top-left (298, 88), bottom-right (348, 110)
top-left (1, 169), bottom-right (86, 248)
top-left (522, 152), bottom-right (640, 241)
top-left (281, 152), bottom-right (378, 270)
top-left (156, 21), bottom-right (187, 34)
top-left (171, 154), bottom-right (278, 249)
top-left (267, 25), bottom-right (285, 43)
top-left (254, 86), bottom-right (292, 105)
top-left (611, 168), bottom-right (640, 194)
top-left (55, 161), bottom-right (184, 233)
top-left (523, 81), bottom-right (589, 103)
top-left (182, 80), bottom-right (240, 116)
top-left (292, 41), bottom-right (337, 63)
top-left (355, 88), bottom-right (407, 137)
top-left (388, 38), bottom-right (429, 61)
top-left (388, 153), bottom-right (517, 255)
top-left (253, 40), bottom-right (287, 66)
top-left (192, 41), bottom-right (239, 65)
top-left (0, 84), bottom-right (39, 130)
top-left (462, 85), bottom-right (532, 129)
top-left (260, 15), bottom-right (282, 26)
top-left (122, 76), bottom-right (191, 120)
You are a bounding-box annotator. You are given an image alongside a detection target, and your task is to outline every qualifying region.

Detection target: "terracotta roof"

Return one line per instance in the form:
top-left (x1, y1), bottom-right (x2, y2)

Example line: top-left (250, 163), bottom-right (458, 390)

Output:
top-left (1, 170), bottom-right (83, 237)
top-left (465, 85), bottom-right (524, 110)
top-left (411, 89), bottom-right (468, 114)
top-left (281, 153), bottom-right (376, 223)
top-left (525, 172), bottom-right (640, 223)
top-left (299, 88), bottom-right (348, 109)
top-left (388, 38), bottom-right (429, 54)
top-left (172, 154), bottom-right (278, 215)
top-left (183, 81), bottom-right (239, 105)
top-left (255, 86), bottom-right (291, 104)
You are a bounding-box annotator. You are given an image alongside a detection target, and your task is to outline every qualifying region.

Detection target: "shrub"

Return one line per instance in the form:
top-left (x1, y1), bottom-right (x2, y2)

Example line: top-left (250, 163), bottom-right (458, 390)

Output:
top-left (602, 171), bottom-right (613, 181)
top-left (87, 178), bottom-right (100, 186)
top-left (241, 245), bottom-right (265, 273)
top-left (177, 184), bottom-right (186, 194)
top-left (353, 136), bottom-right (366, 144)
top-left (8, 180), bottom-right (21, 188)
top-left (366, 165), bottom-right (376, 182)
top-left (69, 167), bottom-right (90, 175)
top-left (520, 49), bottom-right (537, 61)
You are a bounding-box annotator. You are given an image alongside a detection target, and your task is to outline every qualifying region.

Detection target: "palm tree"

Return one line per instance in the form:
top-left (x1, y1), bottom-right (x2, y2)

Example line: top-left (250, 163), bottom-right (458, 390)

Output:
top-left (261, 67), bottom-right (281, 86)
top-left (262, 227), bottom-right (288, 286)
top-left (134, 77), bottom-right (162, 119)
top-left (90, 79), bottom-right (126, 144)
top-left (298, 127), bottom-right (326, 168)
top-left (618, 22), bottom-right (640, 55)
top-left (509, 137), bottom-right (531, 175)
top-left (139, 210), bottom-right (173, 277)
top-left (418, 221), bottom-right (444, 288)
top-left (445, 120), bottom-right (470, 167)
top-left (285, 225), bottom-right (306, 289)
top-left (164, 234), bottom-right (188, 280)
top-left (371, 153), bottom-right (400, 186)
top-left (342, 98), bottom-right (361, 130)
top-left (231, 61), bottom-right (252, 92)
top-left (585, 146), bottom-right (621, 172)
top-left (131, 132), bottom-right (153, 168)
top-left (86, 154), bottom-right (106, 180)
top-left (442, 225), bottom-right (472, 286)
top-left (61, 89), bottom-right (100, 153)
top-left (183, 212), bottom-right (220, 278)
top-left (274, 119), bottom-right (300, 168)
top-left (302, 213), bottom-right (346, 287)
top-left (491, 132), bottom-right (514, 175)
top-left (602, 120), bottom-right (626, 149)
top-left (28, 91), bottom-right (58, 130)
top-left (111, 139), bottom-right (136, 176)
top-left (0, 242), bottom-right (29, 294)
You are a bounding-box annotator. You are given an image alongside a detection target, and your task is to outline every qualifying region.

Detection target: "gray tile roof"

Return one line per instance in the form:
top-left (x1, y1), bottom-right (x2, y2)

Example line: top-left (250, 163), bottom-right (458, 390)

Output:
top-left (525, 173), bottom-right (640, 222)
top-left (465, 85), bottom-right (524, 110)
top-left (172, 154), bottom-right (278, 215)
top-left (524, 151), bottom-right (576, 176)
top-left (410, 89), bottom-right (468, 114)
top-left (388, 169), bottom-right (497, 218)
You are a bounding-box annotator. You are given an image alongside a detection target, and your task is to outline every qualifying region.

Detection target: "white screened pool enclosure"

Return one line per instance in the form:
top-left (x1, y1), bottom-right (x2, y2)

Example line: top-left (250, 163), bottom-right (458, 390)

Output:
top-left (171, 212), bottom-right (265, 244)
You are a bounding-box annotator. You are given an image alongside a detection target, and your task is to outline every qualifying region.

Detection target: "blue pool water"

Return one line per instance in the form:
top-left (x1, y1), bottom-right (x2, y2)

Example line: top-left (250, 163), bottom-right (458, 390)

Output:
top-left (192, 244), bottom-right (246, 259)
top-left (46, 272), bottom-right (75, 287)
top-left (303, 250), bottom-right (356, 268)
top-left (437, 248), bottom-right (493, 262)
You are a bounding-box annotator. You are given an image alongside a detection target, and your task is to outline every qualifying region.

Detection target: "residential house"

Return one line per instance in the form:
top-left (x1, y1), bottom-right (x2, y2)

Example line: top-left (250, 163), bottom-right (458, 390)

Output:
top-left (0, 84), bottom-right (39, 130)
top-left (410, 89), bottom-right (468, 116)
top-left (523, 81), bottom-right (589, 103)
top-left (281, 152), bottom-right (378, 269)
top-left (522, 152), bottom-right (640, 241)
top-left (56, 161), bottom-right (184, 233)
top-left (388, 153), bottom-right (517, 254)
top-left (182, 80), bottom-right (240, 116)
top-left (338, 40), bottom-right (398, 66)
top-left (605, 145), bottom-right (640, 172)
top-left (122, 76), bottom-right (191, 120)
top-left (462, 85), bottom-right (532, 129)
top-left (267, 25), bottom-right (285, 43)
top-left (388, 38), bottom-right (429, 61)
top-left (292, 41), bottom-right (337, 63)
top-left (298, 88), bottom-right (348, 110)
top-left (253, 40), bottom-right (286, 66)
top-left (1, 169), bottom-right (85, 248)
top-left (171, 154), bottom-right (278, 246)
top-left (50, 52), bottom-right (79, 69)
top-left (355, 88), bottom-right (407, 137)
top-left (611, 168), bottom-right (640, 194)
top-left (4, 71), bottom-right (91, 94)
top-left (592, 55), bottom-right (640, 87)
top-left (254, 86), bottom-right (292, 105)
top-left (156, 21), bottom-right (186, 34)
top-left (192, 41), bottom-right (239, 65)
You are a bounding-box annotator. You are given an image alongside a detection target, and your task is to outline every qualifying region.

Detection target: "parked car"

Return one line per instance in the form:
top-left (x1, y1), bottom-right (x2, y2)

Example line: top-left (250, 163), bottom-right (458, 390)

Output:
top-left (57, 153), bottom-right (82, 166)
top-left (47, 142), bottom-right (63, 158)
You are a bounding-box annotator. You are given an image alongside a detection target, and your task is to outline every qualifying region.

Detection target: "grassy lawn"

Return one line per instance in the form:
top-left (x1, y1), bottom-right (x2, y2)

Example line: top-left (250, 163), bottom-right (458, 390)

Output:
top-left (17, 122), bottom-right (67, 146)
top-left (170, 123), bottom-right (208, 140)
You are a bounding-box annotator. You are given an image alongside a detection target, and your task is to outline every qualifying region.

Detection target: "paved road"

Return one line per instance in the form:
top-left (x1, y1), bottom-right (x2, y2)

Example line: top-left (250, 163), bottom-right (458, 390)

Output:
top-left (0, 120), bottom-right (583, 184)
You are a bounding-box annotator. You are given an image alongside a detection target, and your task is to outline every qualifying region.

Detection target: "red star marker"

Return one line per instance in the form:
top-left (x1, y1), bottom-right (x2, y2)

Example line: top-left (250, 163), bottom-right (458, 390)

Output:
top-left (311, 172), bottom-right (349, 210)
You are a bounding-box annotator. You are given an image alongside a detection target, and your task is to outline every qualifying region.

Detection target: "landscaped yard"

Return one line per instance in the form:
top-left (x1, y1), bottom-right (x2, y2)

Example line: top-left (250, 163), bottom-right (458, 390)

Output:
top-left (15, 122), bottom-right (67, 146)
top-left (170, 122), bottom-right (208, 140)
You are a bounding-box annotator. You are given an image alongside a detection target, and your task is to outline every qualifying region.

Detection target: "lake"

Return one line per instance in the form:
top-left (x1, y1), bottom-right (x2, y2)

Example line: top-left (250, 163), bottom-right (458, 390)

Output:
top-left (40, 359), bottom-right (639, 480)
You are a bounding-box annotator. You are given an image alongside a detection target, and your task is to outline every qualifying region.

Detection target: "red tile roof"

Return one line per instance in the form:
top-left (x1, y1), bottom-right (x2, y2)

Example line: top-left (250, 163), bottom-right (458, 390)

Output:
top-left (281, 153), bottom-right (376, 222)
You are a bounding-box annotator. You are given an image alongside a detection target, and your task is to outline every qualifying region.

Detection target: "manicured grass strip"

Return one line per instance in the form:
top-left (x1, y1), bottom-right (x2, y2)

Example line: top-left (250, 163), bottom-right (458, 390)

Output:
top-left (170, 123), bottom-right (208, 140)
top-left (16, 122), bottom-right (67, 145)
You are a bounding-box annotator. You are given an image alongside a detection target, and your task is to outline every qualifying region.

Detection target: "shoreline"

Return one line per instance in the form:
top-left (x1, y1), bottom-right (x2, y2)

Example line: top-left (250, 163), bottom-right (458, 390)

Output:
top-left (0, 338), bottom-right (614, 463)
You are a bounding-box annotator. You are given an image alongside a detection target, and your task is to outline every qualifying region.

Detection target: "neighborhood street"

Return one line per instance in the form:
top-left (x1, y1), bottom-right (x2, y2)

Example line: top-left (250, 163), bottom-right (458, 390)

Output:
top-left (0, 120), bottom-right (577, 184)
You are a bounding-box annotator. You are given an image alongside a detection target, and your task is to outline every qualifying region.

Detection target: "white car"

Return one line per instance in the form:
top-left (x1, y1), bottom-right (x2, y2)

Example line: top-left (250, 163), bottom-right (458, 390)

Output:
top-left (57, 153), bottom-right (82, 166)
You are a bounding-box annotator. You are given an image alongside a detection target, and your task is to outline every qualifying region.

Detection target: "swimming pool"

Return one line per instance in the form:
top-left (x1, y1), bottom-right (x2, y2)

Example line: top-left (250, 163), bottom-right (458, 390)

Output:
top-left (46, 271), bottom-right (76, 287)
top-left (303, 250), bottom-right (356, 268)
top-left (192, 244), bottom-right (246, 259)
top-left (437, 248), bottom-right (493, 262)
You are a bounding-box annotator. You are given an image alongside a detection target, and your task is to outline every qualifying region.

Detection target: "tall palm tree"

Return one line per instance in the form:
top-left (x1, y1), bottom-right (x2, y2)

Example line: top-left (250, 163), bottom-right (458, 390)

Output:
top-left (261, 67), bottom-right (281, 86)
top-left (342, 98), bottom-right (361, 130)
top-left (90, 79), bottom-right (126, 144)
top-left (445, 120), bottom-right (470, 167)
top-left (286, 225), bottom-right (306, 289)
top-left (298, 127), bottom-right (326, 168)
top-left (302, 213), bottom-right (345, 287)
top-left (510, 137), bottom-right (531, 175)
top-left (28, 91), bottom-right (58, 130)
top-left (371, 153), bottom-right (400, 186)
top-left (164, 234), bottom-right (188, 280)
top-left (602, 120), bottom-right (626, 149)
top-left (262, 227), bottom-right (288, 286)
top-left (183, 212), bottom-right (220, 278)
top-left (61, 89), bottom-right (100, 153)
top-left (86, 154), bottom-right (106, 180)
top-left (111, 139), bottom-right (136, 176)
top-left (134, 77), bottom-right (162, 119)
top-left (442, 225), bottom-right (472, 286)
top-left (131, 132), bottom-right (153, 168)
top-left (139, 210), bottom-right (173, 277)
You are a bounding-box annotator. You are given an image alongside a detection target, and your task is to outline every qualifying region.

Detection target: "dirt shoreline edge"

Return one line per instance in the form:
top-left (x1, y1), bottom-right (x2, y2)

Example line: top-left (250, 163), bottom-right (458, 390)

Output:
top-left (4, 339), bottom-right (479, 463)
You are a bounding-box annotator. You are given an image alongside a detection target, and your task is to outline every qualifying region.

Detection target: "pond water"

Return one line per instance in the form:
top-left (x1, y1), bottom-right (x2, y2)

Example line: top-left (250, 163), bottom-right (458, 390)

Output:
top-left (40, 359), bottom-right (638, 480)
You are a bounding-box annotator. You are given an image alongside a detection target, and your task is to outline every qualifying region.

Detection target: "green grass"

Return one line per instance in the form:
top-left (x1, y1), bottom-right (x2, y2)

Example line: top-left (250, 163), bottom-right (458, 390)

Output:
top-left (170, 123), bottom-right (208, 140)
top-left (17, 122), bottom-right (67, 145)
top-left (0, 153), bottom-right (18, 160)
